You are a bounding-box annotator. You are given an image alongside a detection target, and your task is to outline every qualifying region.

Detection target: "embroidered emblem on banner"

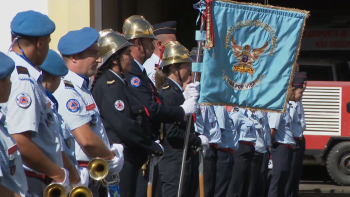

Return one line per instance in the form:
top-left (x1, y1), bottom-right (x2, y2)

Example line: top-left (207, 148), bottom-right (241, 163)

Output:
top-left (222, 70), bottom-right (265, 91)
top-left (16, 93), bottom-right (32, 108)
top-left (224, 21), bottom-right (278, 77)
top-left (221, 20), bottom-right (278, 90)
top-left (115, 100), bottom-right (125, 111)
top-left (231, 37), bottom-right (269, 77)
top-left (66, 99), bottom-right (80, 112)
top-left (130, 77), bottom-right (141, 87)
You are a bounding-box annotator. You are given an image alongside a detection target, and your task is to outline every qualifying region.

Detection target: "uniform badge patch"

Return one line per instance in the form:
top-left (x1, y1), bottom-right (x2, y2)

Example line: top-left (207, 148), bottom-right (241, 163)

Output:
top-left (16, 93), bottom-right (32, 108)
top-left (66, 99), bottom-right (80, 112)
top-left (130, 77), bottom-right (141, 87)
top-left (115, 100), bottom-right (125, 111)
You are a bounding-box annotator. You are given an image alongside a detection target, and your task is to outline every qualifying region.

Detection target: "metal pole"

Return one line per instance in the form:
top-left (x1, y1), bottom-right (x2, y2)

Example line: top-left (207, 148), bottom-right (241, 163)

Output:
top-left (147, 157), bottom-right (154, 197)
top-left (264, 0), bottom-right (268, 5)
top-left (177, 18), bottom-right (206, 197)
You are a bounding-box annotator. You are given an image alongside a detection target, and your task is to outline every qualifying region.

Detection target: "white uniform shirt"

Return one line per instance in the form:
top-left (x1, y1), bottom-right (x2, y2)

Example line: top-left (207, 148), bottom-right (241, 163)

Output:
top-left (54, 70), bottom-right (110, 162)
top-left (143, 53), bottom-right (161, 85)
top-left (0, 110), bottom-right (28, 196)
top-left (6, 51), bottom-right (64, 173)
top-left (46, 91), bottom-right (78, 167)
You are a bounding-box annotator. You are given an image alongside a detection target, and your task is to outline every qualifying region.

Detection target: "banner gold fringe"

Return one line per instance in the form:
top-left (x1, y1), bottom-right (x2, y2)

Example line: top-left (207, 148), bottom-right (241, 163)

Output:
top-left (201, 0), bottom-right (309, 113)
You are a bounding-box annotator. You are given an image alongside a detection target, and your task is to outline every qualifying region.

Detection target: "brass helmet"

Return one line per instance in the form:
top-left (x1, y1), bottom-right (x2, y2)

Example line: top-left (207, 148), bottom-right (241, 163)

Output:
top-left (122, 15), bottom-right (156, 40)
top-left (159, 41), bottom-right (193, 68)
top-left (98, 29), bottom-right (133, 66)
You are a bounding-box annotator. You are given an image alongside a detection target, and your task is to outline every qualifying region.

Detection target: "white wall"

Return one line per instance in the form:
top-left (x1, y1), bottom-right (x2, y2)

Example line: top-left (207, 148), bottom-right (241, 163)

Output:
top-left (0, 0), bottom-right (48, 53)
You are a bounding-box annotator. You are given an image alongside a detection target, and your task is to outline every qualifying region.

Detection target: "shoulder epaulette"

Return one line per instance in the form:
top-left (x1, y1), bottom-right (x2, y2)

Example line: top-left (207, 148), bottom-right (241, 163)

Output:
top-left (234, 107), bottom-right (239, 112)
top-left (107, 80), bottom-right (115, 85)
top-left (162, 85), bottom-right (170, 90)
top-left (16, 66), bottom-right (29, 75)
top-left (64, 80), bottom-right (74, 89)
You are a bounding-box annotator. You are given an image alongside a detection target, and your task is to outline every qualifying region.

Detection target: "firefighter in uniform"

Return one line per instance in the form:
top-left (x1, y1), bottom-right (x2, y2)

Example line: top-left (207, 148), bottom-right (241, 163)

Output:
top-left (227, 107), bottom-right (257, 197)
top-left (247, 110), bottom-right (272, 197)
top-left (155, 41), bottom-right (209, 197)
top-left (40, 49), bottom-right (90, 188)
top-left (6, 11), bottom-right (72, 196)
top-left (0, 52), bottom-right (29, 197)
top-left (91, 30), bottom-right (164, 197)
top-left (285, 72), bottom-right (307, 197)
top-left (54, 27), bottom-right (124, 197)
top-left (267, 86), bottom-right (296, 197)
top-left (194, 104), bottom-right (221, 197)
top-left (122, 16), bottom-right (200, 196)
top-left (143, 21), bottom-right (177, 85)
top-left (214, 106), bottom-right (239, 197)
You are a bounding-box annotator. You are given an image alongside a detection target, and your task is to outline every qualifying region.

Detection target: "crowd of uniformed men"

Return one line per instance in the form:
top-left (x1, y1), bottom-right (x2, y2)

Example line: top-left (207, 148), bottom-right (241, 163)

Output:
top-left (0, 10), bottom-right (307, 197)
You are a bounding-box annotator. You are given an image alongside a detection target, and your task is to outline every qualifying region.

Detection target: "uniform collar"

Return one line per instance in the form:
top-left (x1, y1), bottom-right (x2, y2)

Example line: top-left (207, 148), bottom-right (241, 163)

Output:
top-left (45, 89), bottom-right (58, 111)
top-left (168, 78), bottom-right (183, 91)
top-left (151, 53), bottom-right (161, 64)
top-left (8, 51), bottom-right (42, 81)
top-left (65, 70), bottom-right (85, 88)
top-left (0, 110), bottom-right (5, 126)
top-left (109, 69), bottom-right (125, 84)
top-left (134, 60), bottom-right (144, 72)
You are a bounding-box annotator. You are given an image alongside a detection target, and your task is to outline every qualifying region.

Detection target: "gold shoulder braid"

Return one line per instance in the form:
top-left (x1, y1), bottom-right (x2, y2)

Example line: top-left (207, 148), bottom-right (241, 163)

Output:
top-left (162, 85), bottom-right (170, 90)
top-left (107, 80), bottom-right (115, 85)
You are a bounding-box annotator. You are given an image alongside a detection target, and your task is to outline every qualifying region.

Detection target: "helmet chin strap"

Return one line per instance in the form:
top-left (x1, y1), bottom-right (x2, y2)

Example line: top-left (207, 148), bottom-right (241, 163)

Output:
top-left (176, 64), bottom-right (183, 84)
top-left (116, 55), bottom-right (126, 81)
top-left (139, 38), bottom-right (147, 64)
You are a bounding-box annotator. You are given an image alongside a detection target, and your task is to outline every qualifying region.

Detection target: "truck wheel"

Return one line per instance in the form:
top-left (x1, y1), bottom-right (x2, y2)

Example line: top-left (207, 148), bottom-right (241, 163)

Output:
top-left (326, 141), bottom-right (350, 186)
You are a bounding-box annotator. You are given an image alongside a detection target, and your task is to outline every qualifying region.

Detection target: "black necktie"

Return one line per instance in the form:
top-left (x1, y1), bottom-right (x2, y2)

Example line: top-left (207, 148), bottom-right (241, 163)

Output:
top-left (142, 69), bottom-right (147, 76)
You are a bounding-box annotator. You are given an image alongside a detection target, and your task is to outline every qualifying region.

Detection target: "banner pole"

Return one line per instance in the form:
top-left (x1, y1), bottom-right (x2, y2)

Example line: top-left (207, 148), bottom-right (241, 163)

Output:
top-left (177, 17), bottom-right (206, 197)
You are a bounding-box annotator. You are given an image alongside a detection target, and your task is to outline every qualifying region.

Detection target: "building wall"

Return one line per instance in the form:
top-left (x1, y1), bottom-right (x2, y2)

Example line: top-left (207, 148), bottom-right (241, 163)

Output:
top-left (48, 0), bottom-right (92, 52)
top-left (0, 0), bottom-right (48, 53)
top-left (0, 0), bottom-right (93, 53)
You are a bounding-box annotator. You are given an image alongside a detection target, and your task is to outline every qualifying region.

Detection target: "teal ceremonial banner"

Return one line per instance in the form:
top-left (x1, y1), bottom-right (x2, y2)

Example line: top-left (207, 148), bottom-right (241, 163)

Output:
top-left (197, 0), bottom-right (309, 112)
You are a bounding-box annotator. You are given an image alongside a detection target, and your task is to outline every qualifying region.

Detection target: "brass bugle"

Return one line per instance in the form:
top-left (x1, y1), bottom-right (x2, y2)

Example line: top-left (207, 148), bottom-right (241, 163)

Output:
top-left (43, 182), bottom-right (93, 197)
top-left (43, 183), bottom-right (67, 197)
top-left (87, 158), bottom-right (109, 185)
top-left (69, 185), bottom-right (93, 197)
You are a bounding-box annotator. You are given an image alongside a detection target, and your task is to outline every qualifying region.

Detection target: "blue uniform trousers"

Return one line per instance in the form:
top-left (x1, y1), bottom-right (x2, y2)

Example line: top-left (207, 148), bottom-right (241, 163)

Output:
top-left (268, 144), bottom-right (293, 197)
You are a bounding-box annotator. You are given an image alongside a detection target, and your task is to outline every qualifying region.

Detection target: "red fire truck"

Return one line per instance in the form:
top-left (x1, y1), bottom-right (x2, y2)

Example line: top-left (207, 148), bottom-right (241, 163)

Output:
top-left (298, 58), bottom-right (350, 185)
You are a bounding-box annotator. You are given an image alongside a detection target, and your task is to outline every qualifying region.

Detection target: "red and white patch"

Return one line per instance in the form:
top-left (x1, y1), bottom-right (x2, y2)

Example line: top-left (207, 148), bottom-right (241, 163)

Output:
top-left (115, 100), bottom-right (125, 111)
top-left (16, 93), bottom-right (32, 108)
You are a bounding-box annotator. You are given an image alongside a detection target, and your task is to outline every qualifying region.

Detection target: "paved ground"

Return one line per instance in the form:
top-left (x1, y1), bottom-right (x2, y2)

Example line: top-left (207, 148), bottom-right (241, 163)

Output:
top-left (298, 165), bottom-right (350, 196)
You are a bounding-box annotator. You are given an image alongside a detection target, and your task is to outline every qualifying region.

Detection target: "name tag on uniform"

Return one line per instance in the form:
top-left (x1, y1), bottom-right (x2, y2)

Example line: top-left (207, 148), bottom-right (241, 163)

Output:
top-left (86, 103), bottom-right (96, 111)
top-left (8, 144), bottom-right (18, 155)
top-left (46, 102), bottom-right (51, 109)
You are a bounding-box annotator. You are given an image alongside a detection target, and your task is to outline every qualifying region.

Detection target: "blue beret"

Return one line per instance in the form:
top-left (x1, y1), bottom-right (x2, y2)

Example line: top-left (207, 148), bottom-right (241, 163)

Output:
top-left (153, 21), bottom-right (177, 36)
top-left (40, 49), bottom-right (68, 76)
top-left (11, 10), bottom-right (55, 37)
top-left (58, 27), bottom-right (99, 55)
top-left (0, 52), bottom-right (15, 79)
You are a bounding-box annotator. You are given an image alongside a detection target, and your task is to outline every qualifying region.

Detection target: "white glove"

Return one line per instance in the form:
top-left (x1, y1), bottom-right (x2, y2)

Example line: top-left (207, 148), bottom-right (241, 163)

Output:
top-left (108, 144), bottom-right (124, 174)
top-left (152, 140), bottom-right (164, 165)
top-left (51, 168), bottom-right (71, 192)
top-left (198, 135), bottom-right (209, 157)
top-left (110, 143), bottom-right (124, 158)
top-left (71, 166), bottom-right (89, 188)
top-left (191, 82), bottom-right (200, 98)
top-left (181, 97), bottom-right (198, 116)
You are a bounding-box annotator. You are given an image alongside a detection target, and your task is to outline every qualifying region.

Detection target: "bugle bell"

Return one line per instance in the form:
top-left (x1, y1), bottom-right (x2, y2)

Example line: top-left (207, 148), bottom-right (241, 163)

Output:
top-left (69, 185), bottom-right (93, 197)
top-left (43, 183), bottom-right (67, 197)
top-left (43, 181), bottom-right (93, 197)
top-left (88, 158), bottom-right (119, 186)
top-left (88, 158), bottom-right (109, 185)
